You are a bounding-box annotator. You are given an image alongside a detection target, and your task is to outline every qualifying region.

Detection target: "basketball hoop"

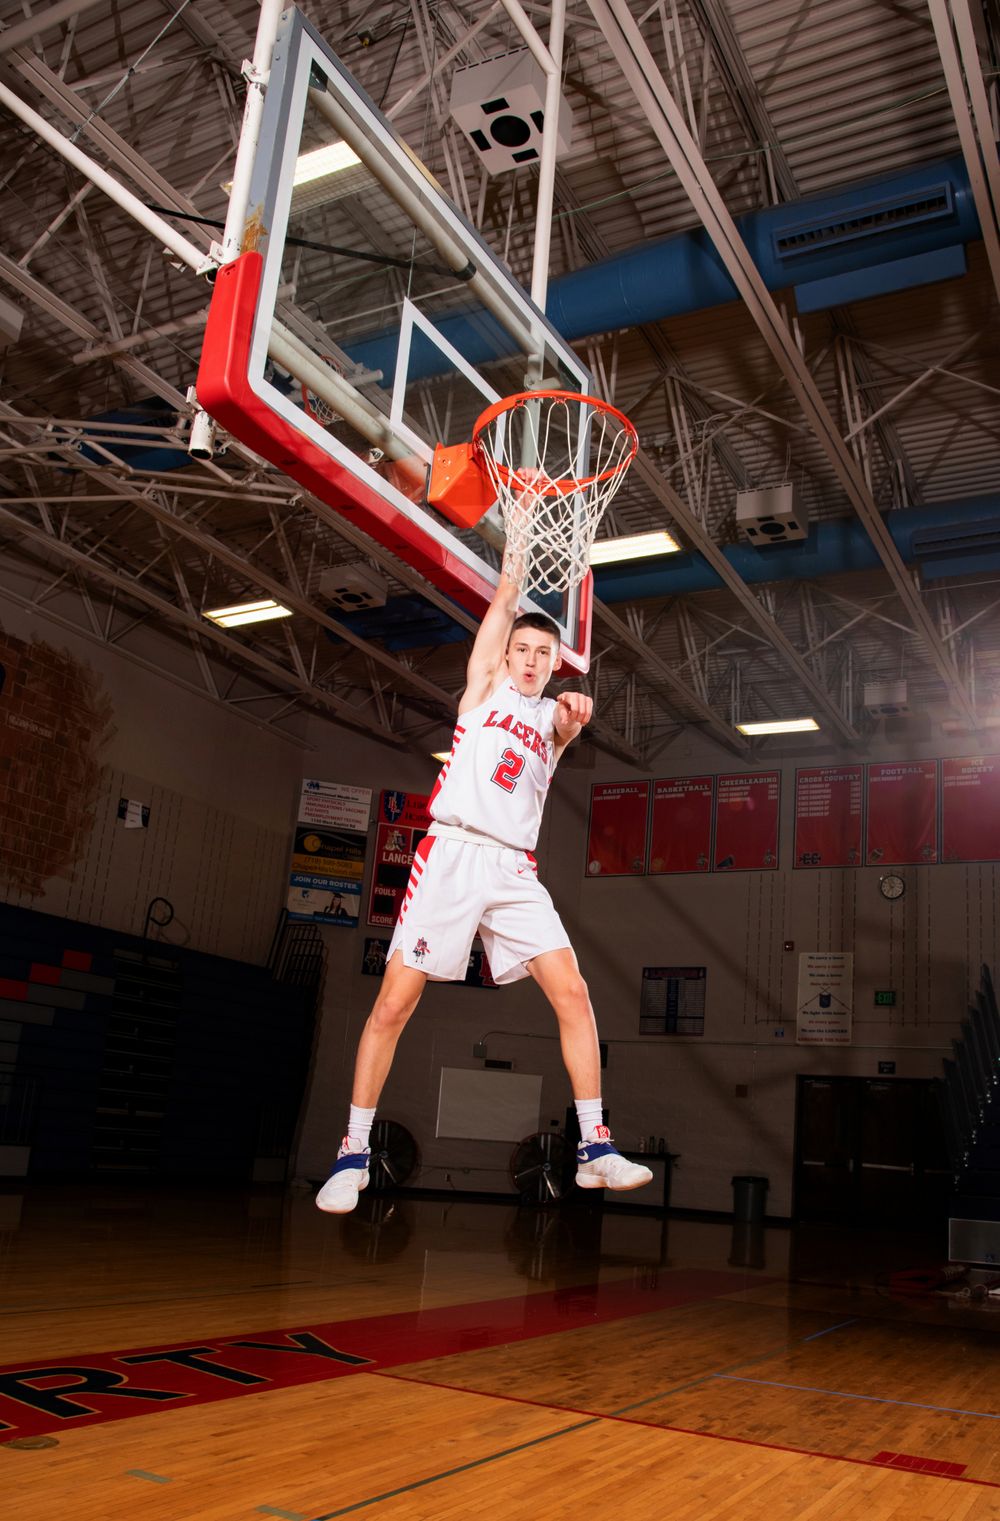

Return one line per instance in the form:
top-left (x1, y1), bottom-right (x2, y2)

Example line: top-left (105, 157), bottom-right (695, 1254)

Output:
top-left (301, 356), bottom-right (343, 426)
top-left (427, 390), bottom-right (638, 597)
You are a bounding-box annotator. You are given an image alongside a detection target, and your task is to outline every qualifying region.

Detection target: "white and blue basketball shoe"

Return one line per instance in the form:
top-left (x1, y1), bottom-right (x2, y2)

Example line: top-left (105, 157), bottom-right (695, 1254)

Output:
top-left (576, 1126), bottom-right (653, 1191)
top-left (316, 1136), bottom-right (370, 1213)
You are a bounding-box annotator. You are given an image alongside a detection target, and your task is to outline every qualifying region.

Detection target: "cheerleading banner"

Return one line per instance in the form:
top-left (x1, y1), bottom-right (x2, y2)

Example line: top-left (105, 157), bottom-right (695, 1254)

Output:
top-left (794, 766), bottom-right (863, 868)
top-left (648, 776), bottom-right (713, 874)
top-left (941, 757), bottom-right (1000, 863)
top-left (865, 761), bottom-right (937, 865)
top-left (586, 781), bottom-right (650, 876)
top-left (713, 771), bottom-right (780, 871)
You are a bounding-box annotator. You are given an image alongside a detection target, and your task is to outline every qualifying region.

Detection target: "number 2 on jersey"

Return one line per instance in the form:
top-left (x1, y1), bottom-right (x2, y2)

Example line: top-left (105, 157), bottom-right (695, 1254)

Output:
top-left (491, 747), bottom-right (525, 793)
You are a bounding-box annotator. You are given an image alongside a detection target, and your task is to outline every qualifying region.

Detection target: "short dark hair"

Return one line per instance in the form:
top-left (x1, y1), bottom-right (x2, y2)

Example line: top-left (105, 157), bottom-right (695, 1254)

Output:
top-left (510, 611), bottom-right (560, 643)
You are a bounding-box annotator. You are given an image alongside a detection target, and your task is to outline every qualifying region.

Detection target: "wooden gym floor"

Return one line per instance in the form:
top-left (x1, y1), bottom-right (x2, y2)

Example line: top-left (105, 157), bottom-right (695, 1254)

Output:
top-left (1, 1185), bottom-right (998, 1520)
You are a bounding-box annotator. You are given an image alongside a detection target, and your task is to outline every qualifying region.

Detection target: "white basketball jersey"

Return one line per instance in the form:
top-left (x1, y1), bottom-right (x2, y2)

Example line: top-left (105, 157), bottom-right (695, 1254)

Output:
top-left (429, 678), bottom-right (558, 849)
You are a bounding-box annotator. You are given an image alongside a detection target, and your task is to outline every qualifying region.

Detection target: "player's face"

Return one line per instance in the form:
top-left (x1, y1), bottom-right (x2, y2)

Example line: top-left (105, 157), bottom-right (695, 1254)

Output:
top-left (507, 627), bottom-right (559, 694)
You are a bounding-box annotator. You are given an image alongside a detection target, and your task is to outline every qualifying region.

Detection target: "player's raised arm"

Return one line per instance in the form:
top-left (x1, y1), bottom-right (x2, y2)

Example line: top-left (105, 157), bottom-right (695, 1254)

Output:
top-left (460, 567), bottom-right (521, 714)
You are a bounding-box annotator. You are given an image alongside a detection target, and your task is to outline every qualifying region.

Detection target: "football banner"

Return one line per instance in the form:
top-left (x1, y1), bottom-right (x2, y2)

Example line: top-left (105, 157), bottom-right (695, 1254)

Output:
top-left (866, 762), bottom-right (937, 865)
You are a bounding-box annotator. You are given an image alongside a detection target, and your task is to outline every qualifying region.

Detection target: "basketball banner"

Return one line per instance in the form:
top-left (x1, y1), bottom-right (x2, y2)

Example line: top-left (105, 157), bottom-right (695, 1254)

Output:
top-left (586, 781), bottom-right (650, 876)
top-left (866, 762), bottom-right (937, 865)
top-left (649, 777), bottom-right (713, 874)
top-left (941, 757), bottom-right (1000, 862)
top-left (794, 766), bottom-right (863, 868)
top-left (368, 791), bottom-right (430, 926)
top-left (713, 772), bottom-right (780, 871)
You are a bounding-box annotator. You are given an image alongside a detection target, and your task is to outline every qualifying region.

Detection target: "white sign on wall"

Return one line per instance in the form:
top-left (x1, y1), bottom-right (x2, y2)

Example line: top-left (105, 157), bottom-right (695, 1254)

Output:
top-left (797, 951), bottom-right (853, 1045)
top-left (298, 779), bottom-right (372, 831)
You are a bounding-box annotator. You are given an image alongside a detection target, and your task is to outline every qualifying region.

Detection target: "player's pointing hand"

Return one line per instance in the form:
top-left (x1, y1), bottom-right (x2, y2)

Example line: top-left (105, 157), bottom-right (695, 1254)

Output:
top-left (556, 691), bottom-right (593, 730)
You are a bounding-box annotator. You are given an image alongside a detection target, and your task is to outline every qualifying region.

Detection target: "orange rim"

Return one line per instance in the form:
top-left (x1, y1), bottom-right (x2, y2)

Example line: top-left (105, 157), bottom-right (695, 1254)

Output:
top-left (471, 389), bottom-right (638, 492)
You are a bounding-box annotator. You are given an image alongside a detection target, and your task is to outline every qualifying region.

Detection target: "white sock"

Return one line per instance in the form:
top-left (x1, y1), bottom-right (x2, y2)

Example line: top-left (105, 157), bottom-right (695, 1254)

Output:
top-left (346, 1104), bottom-right (376, 1149)
top-left (575, 1098), bottom-right (604, 1139)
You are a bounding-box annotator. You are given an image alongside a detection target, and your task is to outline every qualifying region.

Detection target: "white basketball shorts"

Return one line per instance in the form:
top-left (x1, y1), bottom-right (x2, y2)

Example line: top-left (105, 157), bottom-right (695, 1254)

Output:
top-left (387, 833), bottom-right (571, 984)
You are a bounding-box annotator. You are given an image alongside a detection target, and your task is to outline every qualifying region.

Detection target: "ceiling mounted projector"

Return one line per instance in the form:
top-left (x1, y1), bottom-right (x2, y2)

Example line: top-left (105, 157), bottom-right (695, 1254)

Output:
top-left (736, 484), bottom-right (808, 545)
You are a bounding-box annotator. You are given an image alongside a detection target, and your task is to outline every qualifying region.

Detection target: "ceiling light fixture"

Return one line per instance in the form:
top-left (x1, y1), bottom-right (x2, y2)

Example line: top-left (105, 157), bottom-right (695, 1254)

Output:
top-left (589, 529), bottom-right (681, 565)
top-left (204, 599), bottom-right (293, 629)
top-left (292, 140), bottom-right (362, 186)
top-left (736, 717), bottom-right (820, 735)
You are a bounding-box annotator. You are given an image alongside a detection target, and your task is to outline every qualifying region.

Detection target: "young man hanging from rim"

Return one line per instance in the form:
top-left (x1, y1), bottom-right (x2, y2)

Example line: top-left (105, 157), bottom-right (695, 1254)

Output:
top-left (317, 558), bottom-right (652, 1213)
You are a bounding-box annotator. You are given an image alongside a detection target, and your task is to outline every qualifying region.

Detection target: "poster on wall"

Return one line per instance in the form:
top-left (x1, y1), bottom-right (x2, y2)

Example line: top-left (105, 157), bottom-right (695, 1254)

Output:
top-left (298, 779), bottom-right (372, 832)
top-left (796, 951), bottom-right (853, 1045)
top-left (585, 781), bottom-right (650, 876)
top-left (287, 780), bottom-right (371, 926)
top-left (639, 966), bottom-right (706, 1036)
top-left (865, 761), bottom-right (938, 865)
top-left (713, 772), bottom-right (780, 871)
top-left (941, 757), bottom-right (1000, 862)
top-left (367, 790), bottom-right (430, 927)
top-left (793, 766), bottom-right (863, 868)
top-left (649, 777), bottom-right (713, 874)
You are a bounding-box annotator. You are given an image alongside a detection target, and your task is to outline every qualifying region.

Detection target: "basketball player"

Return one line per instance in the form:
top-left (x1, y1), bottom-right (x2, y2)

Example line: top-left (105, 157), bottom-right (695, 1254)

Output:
top-left (317, 563), bottom-right (652, 1212)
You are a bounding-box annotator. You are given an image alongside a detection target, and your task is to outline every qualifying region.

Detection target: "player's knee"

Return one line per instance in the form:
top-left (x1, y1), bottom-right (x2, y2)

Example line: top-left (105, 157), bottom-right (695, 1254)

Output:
top-left (371, 988), bottom-right (417, 1034)
top-left (558, 972), bottom-right (592, 1019)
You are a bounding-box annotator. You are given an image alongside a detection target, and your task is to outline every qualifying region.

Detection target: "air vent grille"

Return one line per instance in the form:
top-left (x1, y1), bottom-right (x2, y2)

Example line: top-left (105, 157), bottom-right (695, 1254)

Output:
top-left (774, 186), bottom-right (953, 261)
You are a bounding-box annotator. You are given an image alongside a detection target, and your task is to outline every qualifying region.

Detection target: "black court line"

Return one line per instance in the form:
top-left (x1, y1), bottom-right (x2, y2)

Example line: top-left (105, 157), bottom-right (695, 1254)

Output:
top-left (306, 1416), bottom-right (600, 1519)
top-left (713, 1372), bottom-right (1000, 1421)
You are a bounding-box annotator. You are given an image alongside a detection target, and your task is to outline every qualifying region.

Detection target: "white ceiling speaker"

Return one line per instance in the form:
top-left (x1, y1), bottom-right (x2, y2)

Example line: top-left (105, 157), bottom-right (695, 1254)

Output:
top-left (318, 563), bottom-right (388, 611)
top-left (863, 679), bottom-right (910, 717)
top-left (449, 49), bottom-right (573, 175)
top-left (735, 484), bottom-right (808, 545)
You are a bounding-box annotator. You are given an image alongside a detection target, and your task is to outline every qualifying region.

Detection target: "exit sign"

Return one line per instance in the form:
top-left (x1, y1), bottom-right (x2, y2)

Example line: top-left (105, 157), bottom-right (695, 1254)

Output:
top-left (874, 989), bottom-right (896, 1007)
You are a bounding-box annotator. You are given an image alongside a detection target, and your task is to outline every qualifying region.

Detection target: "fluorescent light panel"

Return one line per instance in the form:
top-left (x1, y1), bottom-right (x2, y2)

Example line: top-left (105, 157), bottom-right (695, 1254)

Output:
top-left (204, 599), bottom-right (293, 628)
top-left (590, 530), bottom-right (681, 565)
top-left (293, 140), bottom-right (361, 186)
top-left (736, 717), bottom-right (820, 735)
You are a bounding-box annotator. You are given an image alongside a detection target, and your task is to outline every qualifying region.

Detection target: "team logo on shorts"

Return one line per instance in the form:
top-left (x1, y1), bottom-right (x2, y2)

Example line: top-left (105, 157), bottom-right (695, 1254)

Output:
top-left (413, 936), bottom-right (429, 962)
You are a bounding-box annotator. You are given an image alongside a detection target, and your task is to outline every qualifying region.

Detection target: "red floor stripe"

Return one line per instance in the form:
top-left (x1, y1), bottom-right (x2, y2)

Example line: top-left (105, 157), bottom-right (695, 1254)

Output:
top-left (873, 1450), bottom-right (968, 1477)
top-left (0, 1269), bottom-right (746, 1440)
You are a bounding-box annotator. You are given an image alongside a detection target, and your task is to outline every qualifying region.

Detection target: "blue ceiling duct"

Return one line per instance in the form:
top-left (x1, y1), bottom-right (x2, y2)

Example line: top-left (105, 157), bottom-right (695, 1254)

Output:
top-left (345, 152), bottom-right (980, 380)
top-left (593, 495), bottom-right (1000, 602)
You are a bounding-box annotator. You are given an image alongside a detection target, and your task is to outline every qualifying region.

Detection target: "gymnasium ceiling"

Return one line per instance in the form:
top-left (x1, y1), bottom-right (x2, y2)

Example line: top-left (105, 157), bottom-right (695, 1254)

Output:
top-left (0, 0), bottom-right (998, 767)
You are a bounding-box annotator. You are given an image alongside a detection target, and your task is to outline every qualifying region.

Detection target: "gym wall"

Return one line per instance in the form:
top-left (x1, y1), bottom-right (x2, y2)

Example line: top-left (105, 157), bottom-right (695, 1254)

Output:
top-left (0, 601), bottom-right (299, 964)
top-left (294, 719), bottom-right (991, 1217)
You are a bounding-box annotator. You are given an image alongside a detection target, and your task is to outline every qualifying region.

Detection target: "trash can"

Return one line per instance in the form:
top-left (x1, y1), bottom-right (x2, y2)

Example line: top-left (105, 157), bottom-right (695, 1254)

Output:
top-left (731, 1174), bottom-right (768, 1223)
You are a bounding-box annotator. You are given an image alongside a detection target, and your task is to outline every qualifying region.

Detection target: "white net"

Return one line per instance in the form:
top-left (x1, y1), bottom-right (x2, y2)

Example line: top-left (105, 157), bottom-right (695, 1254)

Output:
top-left (474, 391), bottom-right (637, 596)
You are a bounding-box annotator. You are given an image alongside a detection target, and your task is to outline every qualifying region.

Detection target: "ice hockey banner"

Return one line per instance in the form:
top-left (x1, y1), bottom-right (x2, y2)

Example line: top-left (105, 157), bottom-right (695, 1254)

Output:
top-left (942, 757), bottom-right (1000, 863)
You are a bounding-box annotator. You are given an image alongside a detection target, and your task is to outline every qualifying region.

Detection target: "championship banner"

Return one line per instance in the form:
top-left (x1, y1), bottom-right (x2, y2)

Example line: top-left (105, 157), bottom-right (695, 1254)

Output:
top-left (713, 772), bottom-right (780, 871)
top-left (287, 781), bottom-right (372, 926)
top-left (585, 781), bottom-right (650, 877)
top-left (794, 766), bottom-right (863, 868)
top-left (941, 757), bottom-right (1000, 863)
top-left (368, 790), bottom-right (430, 927)
top-left (648, 777), bottom-right (713, 874)
top-left (866, 761), bottom-right (938, 865)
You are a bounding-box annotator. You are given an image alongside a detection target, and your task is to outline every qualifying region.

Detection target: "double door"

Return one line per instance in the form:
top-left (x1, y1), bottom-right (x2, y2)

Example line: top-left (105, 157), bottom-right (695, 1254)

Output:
top-left (794, 1076), bottom-right (951, 1224)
